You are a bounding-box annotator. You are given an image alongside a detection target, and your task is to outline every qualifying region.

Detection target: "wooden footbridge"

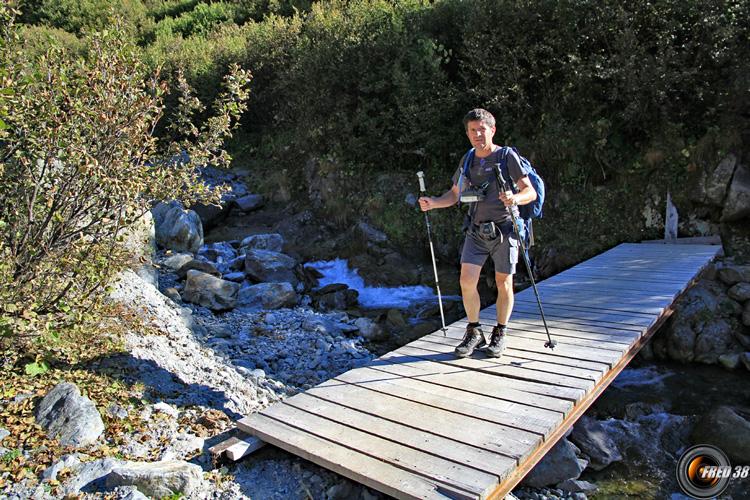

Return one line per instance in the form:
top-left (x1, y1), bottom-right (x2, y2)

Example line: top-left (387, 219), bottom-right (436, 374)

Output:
top-left (237, 242), bottom-right (721, 499)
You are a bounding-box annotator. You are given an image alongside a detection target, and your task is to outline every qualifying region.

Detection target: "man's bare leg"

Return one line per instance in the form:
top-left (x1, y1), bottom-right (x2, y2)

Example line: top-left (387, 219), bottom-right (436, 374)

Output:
top-left (495, 271), bottom-right (514, 325)
top-left (460, 263), bottom-right (482, 322)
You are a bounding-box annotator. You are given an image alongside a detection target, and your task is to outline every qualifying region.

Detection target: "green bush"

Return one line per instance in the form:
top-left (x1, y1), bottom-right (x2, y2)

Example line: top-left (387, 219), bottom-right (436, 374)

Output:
top-left (0, 7), bottom-right (250, 352)
top-left (20, 0), bottom-right (148, 35)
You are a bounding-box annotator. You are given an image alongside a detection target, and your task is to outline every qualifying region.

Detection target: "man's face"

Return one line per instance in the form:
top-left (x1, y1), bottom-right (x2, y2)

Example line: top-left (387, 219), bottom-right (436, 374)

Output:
top-left (465, 120), bottom-right (495, 150)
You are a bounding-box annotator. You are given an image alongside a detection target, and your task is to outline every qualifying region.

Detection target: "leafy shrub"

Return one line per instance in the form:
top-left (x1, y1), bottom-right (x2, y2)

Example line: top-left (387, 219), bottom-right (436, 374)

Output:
top-left (0, 7), bottom-right (250, 352)
top-left (20, 0), bottom-right (148, 35)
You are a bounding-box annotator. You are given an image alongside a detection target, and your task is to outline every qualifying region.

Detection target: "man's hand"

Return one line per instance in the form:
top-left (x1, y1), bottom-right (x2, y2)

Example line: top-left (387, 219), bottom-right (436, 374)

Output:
top-left (418, 196), bottom-right (435, 211)
top-left (499, 190), bottom-right (516, 207)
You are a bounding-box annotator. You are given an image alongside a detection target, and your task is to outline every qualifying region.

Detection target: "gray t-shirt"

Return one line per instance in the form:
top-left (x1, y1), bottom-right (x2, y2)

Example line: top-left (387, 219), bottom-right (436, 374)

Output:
top-left (452, 147), bottom-right (528, 224)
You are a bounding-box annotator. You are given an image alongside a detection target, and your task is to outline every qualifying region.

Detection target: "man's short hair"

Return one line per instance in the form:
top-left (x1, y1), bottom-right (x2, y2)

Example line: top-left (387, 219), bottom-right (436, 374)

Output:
top-left (463, 108), bottom-right (495, 130)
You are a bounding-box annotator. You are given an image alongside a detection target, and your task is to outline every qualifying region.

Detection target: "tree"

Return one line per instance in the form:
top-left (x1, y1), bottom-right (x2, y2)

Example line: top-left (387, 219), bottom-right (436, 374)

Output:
top-left (0, 5), bottom-right (251, 350)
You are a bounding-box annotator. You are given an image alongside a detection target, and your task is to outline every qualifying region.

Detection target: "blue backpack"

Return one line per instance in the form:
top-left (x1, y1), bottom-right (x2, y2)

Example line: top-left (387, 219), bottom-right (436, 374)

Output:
top-left (461, 146), bottom-right (546, 245)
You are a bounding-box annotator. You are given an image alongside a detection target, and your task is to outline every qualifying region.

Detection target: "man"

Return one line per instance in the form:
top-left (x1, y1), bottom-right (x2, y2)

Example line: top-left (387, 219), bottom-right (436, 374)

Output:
top-left (418, 108), bottom-right (536, 358)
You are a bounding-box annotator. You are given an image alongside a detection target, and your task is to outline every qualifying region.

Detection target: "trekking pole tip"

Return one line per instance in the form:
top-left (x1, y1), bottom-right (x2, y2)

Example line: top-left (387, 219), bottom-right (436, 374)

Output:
top-left (544, 340), bottom-right (557, 349)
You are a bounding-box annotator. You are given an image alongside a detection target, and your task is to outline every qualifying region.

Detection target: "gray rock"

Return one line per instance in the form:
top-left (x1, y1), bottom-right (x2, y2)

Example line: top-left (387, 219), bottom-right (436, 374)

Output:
top-left (237, 282), bottom-right (298, 310)
top-left (556, 479), bottom-right (598, 494)
top-left (35, 382), bottom-right (105, 447)
top-left (153, 202), bottom-right (203, 253)
top-left (190, 201), bottom-right (229, 230)
top-left (744, 301), bottom-right (750, 327)
top-left (105, 460), bottom-right (204, 498)
top-left (112, 485), bottom-right (149, 500)
top-left (569, 416), bottom-right (622, 471)
top-left (162, 287), bottom-right (182, 303)
top-left (354, 317), bottom-right (386, 341)
top-left (694, 319), bottom-right (739, 364)
top-left (121, 211), bottom-right (157, 287)
top-left (106, 404), bottom-right (129, 420)
top-left (313, 284), bottom-right (359, 311)
top-left (356, 221), bottom-right (388, 243)
top-left (63, 457), bottom-right (122, 494)
top-left (176, 259), bottom-right (220, 279)
top-left (666, 321), bottom-right (696, 362)
top-left (728, 282), bottom-right (750, 302)
top-left (326, 481), bottom-right (354, 500)
top-left (240, 233), bottom-right (284, 253)
top-left (233, 193), bottom-right (264, 212)
top-left (182, 270), bottom-right (240, 311)
top-left (197, 241), bottom-right (237, 265)
top-left (721, 162), bottom-right (750, 222)
top-left (223, 271), bottom-right (246, 282)
top-left (523, 439), bottom-right (585, 488)
top-left (0, 427), bottom-right (8, 443)
top-left (153, 402), bottom-right (179, 419)
top-left (43, 453), bottom-right (81, 481)
top-left (717, 264), bottom-right (750, 285)
top-left (691, 406), bottom-right (750, 463)
top-left (162, 253), bottom-right (193, 271)
top-left (705, 155), bottom-right (737, 206)
top-left (244, 249), bottom-right (298, 285)
top-left (386, 309), bottom-right (407, 329)
top-left (718, 353), bottom-right (741, 370)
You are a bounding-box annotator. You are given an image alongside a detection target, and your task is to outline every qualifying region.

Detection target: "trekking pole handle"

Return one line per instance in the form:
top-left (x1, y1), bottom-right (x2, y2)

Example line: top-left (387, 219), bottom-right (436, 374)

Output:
top-left (416, 171), bottom-right (427, 193)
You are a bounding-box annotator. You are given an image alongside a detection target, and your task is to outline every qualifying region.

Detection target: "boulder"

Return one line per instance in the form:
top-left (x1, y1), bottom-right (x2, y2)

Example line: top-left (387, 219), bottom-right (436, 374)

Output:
top-left (718, 353), bottom-right (741, 370)
top-left (197, 242), bottom-right (237, 268)
top-left (233, 193), bottom-right (264, 212)
top-left (244, 249), bottom-right (298, 285)
top-left (162, 253), bottom-right (193, 271)
top-left (666, 321), bottom-right (696, 362)
top-left (556, 479), bottom-right (599, 494)
top-left (190, 201), bottom-right (229, 230)
top-left (35, 382), bottom-right (105, 447)
top-left (120, 211), bottom-right (157, 287)
top-left (705, 155), bottom-right (737, 206)
top-left (728, 282), bottom-right (750, 302)
top-left (62, 457), bottom-right (123, 494)
top-left (744, 302), bottom-right (750, 327)
top-left (721, 162), bottom-right (750, 222)
top-left (153, 202), bottom-right (203, 253)
top-left (522, 438), bottom-right (586, 488)
top-left (105, 460), bottom-right (204, 498)
top-left (313, 284), bottom-right (359, 311)
top-left (717, 264), bottom-right (750, 286)
top-left (176, 259), bottom-right (220, 279)
top-left (694, 319), bottom-right (740, 364)
top-left (742, 352), bottom-right (750, 371)
top-left (182, 270), bottom-right (239, 311)
top-left (354, 317), bottom-right (386, 341)
top-left (691, 406), bottom-right (750, 464)
top-left (356, 221), bottom-right (388, 244)
top-left (569, 416), bottom-right (623, 471)
top-left (240, 233), bottom-right (284, 253)
top-left (237, 282), bottom-right (298, 310)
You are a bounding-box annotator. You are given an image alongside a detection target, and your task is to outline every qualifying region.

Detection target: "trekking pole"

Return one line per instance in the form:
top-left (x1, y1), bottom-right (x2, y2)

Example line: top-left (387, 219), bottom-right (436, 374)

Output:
top-left (416, 171), bottom-right (448, 336)
top-left (494, 165), bottom-right (557, 349)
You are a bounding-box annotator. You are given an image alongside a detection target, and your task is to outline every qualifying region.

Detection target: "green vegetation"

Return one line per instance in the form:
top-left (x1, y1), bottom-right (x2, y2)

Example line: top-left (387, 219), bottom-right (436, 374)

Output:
top-left (1, 3), bottom-right (249, 360)
top-left (2, 0), bottom-right (748, 358)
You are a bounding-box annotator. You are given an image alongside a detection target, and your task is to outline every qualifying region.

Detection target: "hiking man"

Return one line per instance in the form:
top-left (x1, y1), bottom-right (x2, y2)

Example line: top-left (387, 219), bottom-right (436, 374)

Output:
top-left (418, 108), bottom-right (537, 358)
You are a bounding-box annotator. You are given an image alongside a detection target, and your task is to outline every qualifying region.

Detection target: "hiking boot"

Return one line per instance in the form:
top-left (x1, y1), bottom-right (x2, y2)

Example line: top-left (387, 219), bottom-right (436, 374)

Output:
top-left (486, 326), bottom-right (507, 358)
top-left (455, 324), bottom-right (486, 358)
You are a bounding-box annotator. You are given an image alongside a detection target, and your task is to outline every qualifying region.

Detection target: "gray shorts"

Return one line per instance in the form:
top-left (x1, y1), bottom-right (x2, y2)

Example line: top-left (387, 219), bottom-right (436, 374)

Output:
top-left (461, 225), bottom-right (519, 274)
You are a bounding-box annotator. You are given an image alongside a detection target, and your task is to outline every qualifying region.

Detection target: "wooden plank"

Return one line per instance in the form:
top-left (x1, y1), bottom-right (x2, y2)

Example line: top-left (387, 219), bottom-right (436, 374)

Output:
top-left (393, 345), bottom-right (589, 400)
top-left (505, 308), bottom-right (647, 333)
top-left (450, 321), bottom-right (627, 362)
top-left (511, 293), bottom-right (660, 318)
top-left (487, 317), bottom-right (641, 345)
top-left (409, 338), bottom-right (602, 385)
top-left (262, 402), bottom-right (499, 498)
top-left (498, 302), bottom-right (656, 327)
top-left (420, 335), bottom-right (612, 375)
top-left (306, 379), bottom-right (537, 462)
top-left (336, 367), bottom-right (556, 436)
top-left (285, 392), bottom-right (518, 480)
top-left (238, 414), bottom-right (465, 500)
top-left (368, 354), bottom-right (573, 416)
top-left (511, 295), bottom-right (669, 319)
